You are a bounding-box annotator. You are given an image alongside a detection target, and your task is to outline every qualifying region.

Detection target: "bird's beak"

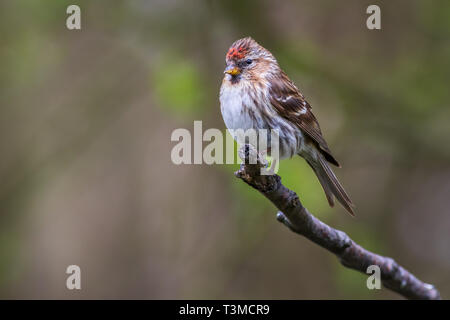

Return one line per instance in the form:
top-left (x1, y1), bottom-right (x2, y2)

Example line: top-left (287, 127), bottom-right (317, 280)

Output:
top-left (224, 65), bottom-right (241, 76)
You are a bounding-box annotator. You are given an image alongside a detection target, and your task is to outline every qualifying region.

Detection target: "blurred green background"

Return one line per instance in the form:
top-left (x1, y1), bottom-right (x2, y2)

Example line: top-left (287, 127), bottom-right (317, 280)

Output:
top-left (0, 0), bottom-right (449, 299)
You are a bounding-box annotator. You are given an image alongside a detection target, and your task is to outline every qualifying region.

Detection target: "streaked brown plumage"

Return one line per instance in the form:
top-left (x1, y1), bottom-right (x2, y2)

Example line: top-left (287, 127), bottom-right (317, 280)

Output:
top-left (220, 37), bottom-right (355, 215)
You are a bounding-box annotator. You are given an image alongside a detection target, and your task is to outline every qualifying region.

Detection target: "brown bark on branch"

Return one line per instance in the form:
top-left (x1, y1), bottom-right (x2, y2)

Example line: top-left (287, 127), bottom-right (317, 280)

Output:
top-left (235, 144), bottom-right (441, 300)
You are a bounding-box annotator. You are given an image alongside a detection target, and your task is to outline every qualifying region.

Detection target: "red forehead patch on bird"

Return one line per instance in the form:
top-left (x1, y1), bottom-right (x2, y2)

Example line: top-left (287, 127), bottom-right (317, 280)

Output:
top-left (227, 46), bottom-right (247, 59)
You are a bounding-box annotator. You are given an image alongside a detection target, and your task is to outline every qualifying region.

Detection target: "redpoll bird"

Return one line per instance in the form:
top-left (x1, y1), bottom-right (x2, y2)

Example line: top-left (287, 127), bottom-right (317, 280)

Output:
top-left (220, 37), bottom-right (355, 215)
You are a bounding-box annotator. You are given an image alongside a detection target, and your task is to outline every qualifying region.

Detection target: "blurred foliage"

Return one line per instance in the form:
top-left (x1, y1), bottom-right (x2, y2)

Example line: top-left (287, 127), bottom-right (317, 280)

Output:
top-left (151, 55), bottom-right (206, 117)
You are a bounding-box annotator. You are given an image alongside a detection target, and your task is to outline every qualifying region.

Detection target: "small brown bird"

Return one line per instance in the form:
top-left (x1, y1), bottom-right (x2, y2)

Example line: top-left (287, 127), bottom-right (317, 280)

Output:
top-left (220, 37), bottom-right (355, 215)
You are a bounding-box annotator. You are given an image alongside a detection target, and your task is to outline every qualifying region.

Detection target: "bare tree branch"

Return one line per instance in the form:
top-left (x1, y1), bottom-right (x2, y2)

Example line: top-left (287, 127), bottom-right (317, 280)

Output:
top-left (235, 144), bottom-right (441, 300)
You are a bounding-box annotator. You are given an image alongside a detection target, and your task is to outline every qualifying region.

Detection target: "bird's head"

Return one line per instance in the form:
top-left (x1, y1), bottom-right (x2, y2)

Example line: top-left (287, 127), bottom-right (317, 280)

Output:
top-left (224, 37), bottom-right (278, 83)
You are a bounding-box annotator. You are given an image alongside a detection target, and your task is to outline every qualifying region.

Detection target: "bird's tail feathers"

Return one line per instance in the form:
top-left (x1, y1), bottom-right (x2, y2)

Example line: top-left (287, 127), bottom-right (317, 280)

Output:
top-left (306, 153), bottom-right (355, 216)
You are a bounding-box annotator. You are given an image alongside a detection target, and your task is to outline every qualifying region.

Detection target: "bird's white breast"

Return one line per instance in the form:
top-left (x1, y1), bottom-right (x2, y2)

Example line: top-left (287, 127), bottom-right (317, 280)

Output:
top-left (220, 81), bottom-right (260, 131)
top-left (220, 78), bottom-right (305, 159)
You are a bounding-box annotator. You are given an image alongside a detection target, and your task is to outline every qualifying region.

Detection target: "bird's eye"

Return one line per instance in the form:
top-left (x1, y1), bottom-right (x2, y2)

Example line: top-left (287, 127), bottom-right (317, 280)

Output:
top-left (245, 59), bottom-right (253, 65)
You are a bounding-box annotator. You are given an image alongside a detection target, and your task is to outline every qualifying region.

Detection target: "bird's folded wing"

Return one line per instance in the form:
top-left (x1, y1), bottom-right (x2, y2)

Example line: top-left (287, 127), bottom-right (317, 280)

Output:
top-left (269, 73), bottom-right (340, 167)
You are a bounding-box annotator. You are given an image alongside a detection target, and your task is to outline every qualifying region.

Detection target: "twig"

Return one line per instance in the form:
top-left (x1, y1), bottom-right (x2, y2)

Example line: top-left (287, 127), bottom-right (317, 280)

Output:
top-left (234, 144), bottom-right (441, 300)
